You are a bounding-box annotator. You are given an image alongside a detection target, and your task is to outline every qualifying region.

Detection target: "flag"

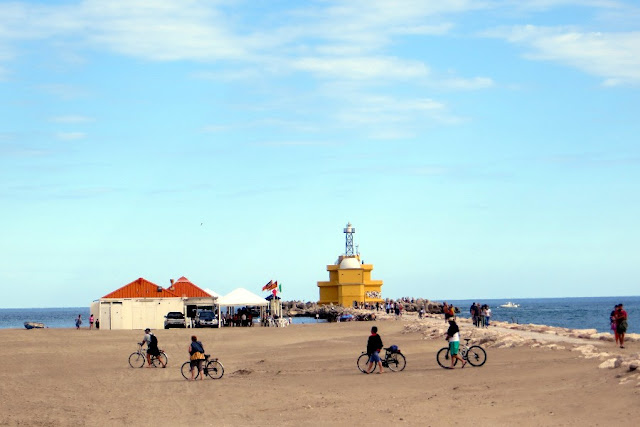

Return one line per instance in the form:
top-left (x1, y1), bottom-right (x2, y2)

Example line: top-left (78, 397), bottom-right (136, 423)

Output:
top-left (279, 283), bottom-right (282, 292)
top-left (262, 280), bottom-right (273, 291)
top-left (272, 289), bottom-right (277, 296)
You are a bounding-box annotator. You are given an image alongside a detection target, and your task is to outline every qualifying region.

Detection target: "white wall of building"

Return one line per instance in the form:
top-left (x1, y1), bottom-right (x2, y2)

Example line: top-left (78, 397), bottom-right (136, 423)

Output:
top-left (97, 298), bottom-right (184, 330)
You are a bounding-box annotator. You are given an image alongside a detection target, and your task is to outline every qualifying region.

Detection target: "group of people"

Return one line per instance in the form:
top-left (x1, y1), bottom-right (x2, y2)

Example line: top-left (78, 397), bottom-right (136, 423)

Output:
top-left (469, 302), bottom-right (491, 328)
top-left (363, 315), bottom-right (467, 373)
top-left (385, 301), bottom-right (403, 317)
top-left (442, 302), bottom-right (455, 323)
top-left (222, 310), bottom-right (254, 327)
top-left (610, 304), bottom-right (628, 349)
top-left (139, 328), bottom-right (204, 379)
top-left (75, 314), bottom-right (97, 329)
top-left (135, 301), bottom-right (631, 382)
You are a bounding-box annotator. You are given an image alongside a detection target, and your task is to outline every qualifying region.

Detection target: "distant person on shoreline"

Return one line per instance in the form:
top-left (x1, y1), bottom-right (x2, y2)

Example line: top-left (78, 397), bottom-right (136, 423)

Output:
top-left (615, 304), bottom-right (628, 349)
top-left (365, 326), bottom-right (384, 374)
top-left (610, 304), bottom-right (620, 345)
top-left (483, 305), bottom-right (491, 328)
top-left (445, 317), bottom-right (466, 369)
top-left (470, 303), bottom-right (477, 327)
top-left (75, 314), bottom-right (82, 329)
top-left (89, 314), bottom-right (94, 330)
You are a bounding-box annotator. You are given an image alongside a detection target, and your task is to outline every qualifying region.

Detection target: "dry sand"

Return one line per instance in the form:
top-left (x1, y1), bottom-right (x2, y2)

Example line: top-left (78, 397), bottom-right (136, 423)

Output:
top-left (0, 318), bottom-right (638, 426)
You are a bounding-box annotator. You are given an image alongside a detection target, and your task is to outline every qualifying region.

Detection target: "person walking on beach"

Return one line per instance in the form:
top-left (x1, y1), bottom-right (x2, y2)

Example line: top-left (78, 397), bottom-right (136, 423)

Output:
top-left (89, 314), bottom-right (94, 330)
top-left (75, 314), bottom-right (82, 329)
top-left (615, 304), bottom-right (628, 349)
top-left (610, 304), bottom-right (620, 345)
top-left (188, 335), bottom-right (206, 380)
top-left (469, 303), bottom-right (477, 327)
top-left (445, 317), bottom-right (466, 369)
top-left (484, 305), bottom-right (491, 328)
top-left (365, 326), bottom-right (384, 374)
top-left (141, 328), bottom-right (166, 368)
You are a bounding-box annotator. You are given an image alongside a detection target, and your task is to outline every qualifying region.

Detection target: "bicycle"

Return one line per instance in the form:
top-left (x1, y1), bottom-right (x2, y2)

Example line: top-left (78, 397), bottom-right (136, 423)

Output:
top-left (436, 338), bottom-right (486, 368)
top-left (357, 347), bottom-right (406, 373)
top-left (128, 343), bottom-right (168, 368)
top-left (181, 354), bottom-right (224, 380)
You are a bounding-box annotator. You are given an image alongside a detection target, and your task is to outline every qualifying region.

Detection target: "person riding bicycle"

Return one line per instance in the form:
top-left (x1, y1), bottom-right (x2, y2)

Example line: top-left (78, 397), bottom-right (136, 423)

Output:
top-left (188, 335), bottom-right (206, 380)
top-left (366, 326), bottom-right (384, 374)
top-left (445, 317), bottom-right (466, 369)
top-left (140, 328), bottom-right (166, 368)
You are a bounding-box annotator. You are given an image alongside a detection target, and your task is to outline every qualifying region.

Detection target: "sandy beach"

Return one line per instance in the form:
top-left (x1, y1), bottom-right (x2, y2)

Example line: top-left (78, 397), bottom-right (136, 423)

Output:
top-left (1, 315), bottom-right (638, 426)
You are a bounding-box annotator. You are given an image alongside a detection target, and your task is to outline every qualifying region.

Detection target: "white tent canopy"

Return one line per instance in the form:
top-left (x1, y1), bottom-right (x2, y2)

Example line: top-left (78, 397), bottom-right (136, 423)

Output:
top-left (216, 288), bottom-right (268, 328)
top-left (217, 287), bottom-right (268, 307)
top-left (203, 288), bottom-right (220, 298)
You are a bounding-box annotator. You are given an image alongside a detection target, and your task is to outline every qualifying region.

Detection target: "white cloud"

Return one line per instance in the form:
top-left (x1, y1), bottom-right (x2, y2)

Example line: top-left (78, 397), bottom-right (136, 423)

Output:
top-left (291, 56), bottom-right (429, 80)
top-left (439, 76), bottom-right (495, 90)
top-left (56, 132), bottom-right (87, 140)
top-left (49, 115), bottom-right (94, 123)
top-left (486, 25), bottom-right (640, 86)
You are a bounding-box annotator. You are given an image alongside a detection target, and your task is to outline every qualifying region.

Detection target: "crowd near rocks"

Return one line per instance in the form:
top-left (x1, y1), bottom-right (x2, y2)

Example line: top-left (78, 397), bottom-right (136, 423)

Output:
top-left (281, 299), bottom-right (460, 322)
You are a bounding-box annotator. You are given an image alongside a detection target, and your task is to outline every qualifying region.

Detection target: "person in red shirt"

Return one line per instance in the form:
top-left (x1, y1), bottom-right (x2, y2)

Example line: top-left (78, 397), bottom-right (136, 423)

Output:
top-left (615, 304), bottom-right (628, 349)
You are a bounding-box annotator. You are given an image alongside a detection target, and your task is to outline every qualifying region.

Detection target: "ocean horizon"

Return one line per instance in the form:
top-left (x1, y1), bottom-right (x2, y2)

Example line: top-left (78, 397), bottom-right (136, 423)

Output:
top-left (1, 295), bottom-right (636, 333)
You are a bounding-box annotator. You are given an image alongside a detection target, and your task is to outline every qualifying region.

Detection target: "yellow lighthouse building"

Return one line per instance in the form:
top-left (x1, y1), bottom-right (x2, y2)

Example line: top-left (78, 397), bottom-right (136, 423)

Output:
top-left (317, 223), bottom-right (383, 307)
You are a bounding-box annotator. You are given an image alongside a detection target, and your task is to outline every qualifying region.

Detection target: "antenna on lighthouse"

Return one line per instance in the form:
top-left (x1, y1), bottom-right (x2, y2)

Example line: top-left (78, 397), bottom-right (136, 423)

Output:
top-left (343, 222), bottom-right (355, 256)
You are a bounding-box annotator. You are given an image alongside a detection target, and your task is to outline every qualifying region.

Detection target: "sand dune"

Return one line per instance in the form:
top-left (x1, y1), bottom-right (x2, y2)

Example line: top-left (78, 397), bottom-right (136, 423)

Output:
top-left (0, 317), bottom-right (637, 426)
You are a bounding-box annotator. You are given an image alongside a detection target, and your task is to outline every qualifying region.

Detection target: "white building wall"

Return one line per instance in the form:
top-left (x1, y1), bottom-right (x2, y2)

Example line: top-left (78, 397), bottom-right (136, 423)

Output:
top-left (97, 298), bottom-right (184, 330)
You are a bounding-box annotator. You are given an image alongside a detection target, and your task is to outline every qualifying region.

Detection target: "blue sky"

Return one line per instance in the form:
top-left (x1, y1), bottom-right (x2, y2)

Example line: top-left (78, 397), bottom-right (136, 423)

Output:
top-left (1, 0), bottom-right (639, 308)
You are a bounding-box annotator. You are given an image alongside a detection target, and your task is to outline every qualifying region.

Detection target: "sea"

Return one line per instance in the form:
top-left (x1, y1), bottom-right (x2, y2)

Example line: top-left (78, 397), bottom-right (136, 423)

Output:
top-left (0, 296), bottom-right (636, 333)
top-left (0, 307), bottom-right (327, 329)
top-left (446, 296), bottom-right (638, 334)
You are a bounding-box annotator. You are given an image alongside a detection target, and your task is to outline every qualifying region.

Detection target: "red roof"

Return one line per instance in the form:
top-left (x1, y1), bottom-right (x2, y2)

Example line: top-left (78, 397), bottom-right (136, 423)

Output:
top-left (102, 278), bottom-right (180, 299)
top-left (166, 276), bottom-right (212, 298)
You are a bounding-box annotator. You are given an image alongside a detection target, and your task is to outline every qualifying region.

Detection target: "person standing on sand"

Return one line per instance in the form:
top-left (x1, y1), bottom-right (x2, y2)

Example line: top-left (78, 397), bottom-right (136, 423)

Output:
top-left (445, 317), bottom-right (466, 369)
top-left (188, 335), bottom-right (206, 380)
top-left (484, 305), bottom-right (491, 328)
top-left (610, 304), bottom-right (620, 345)
top-left (89, 314), bottom-right (94, 330)
top-left (365, 326), bottom-right (384, 374)
top-left (75, 314), bottom-right (82, 329)
top-left (615, 304), bottom-right (628, 349)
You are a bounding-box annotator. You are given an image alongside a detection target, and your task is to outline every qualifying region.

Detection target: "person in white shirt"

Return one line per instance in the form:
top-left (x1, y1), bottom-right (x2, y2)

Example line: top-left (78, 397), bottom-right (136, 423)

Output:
top-left (445, 317), bottom-right (466, 369)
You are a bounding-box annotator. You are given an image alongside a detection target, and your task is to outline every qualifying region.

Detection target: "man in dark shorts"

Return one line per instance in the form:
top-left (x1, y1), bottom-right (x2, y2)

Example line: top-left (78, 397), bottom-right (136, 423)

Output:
top-left (366, 326), bottom-right (384, 374)
top-left (615, 304), bottom-right (628, 349)
top-left (141, 328), bottom-right (166, 368)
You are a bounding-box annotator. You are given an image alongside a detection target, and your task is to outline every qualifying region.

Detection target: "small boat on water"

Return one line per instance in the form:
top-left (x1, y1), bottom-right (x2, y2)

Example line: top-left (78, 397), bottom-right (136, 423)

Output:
top-left (24, 322), bottom-right (45, 329)
top-left (500, 302), bottom-right (520, 308)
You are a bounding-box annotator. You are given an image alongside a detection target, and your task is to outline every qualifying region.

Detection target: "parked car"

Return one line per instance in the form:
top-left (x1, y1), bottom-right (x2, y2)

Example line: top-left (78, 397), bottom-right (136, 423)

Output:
top-left (195, 310), bottom-right (218, 328)
top-left (164, 311), bottom-right (186, 329)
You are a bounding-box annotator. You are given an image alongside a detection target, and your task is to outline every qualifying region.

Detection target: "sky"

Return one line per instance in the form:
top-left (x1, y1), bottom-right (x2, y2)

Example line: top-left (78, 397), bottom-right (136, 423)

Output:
top-left (1, 0), bottom-right (639, 308)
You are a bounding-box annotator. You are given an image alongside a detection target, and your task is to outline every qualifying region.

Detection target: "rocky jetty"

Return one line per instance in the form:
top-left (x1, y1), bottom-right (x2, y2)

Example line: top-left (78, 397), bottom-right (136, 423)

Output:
top-left (281, 299), bottom-right (459, 322)
top-left (402, 315), bottom-right (640, 386)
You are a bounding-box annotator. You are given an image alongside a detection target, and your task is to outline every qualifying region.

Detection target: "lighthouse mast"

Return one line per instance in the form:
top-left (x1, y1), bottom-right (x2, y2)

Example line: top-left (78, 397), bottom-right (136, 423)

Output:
top-left (343, 222), bottom-right (356, 256)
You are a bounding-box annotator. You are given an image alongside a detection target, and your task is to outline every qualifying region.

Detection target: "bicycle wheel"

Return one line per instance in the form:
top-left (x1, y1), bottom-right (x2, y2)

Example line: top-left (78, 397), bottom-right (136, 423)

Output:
top-left (181, 361), bottom-right (198, 380)
top-left (386, 353), bottom-right (406, 372)
top-left (357, 353), bottom-right (371, 373)
top-left (204, 360), bottom-right (224, 379)
top-left (128, 352), bottom-right (145, 368)
top-left (436, 347), bottom-right (457, 368)
top-left (466, 345), bottom-right (487, 367)
top-left (151, 352), bottom-right (168, 368)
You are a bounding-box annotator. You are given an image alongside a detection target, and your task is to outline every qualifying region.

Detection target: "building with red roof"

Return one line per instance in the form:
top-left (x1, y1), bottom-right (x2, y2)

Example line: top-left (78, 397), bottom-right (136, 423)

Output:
top-left (92, 277), bottom-right (215, 330)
